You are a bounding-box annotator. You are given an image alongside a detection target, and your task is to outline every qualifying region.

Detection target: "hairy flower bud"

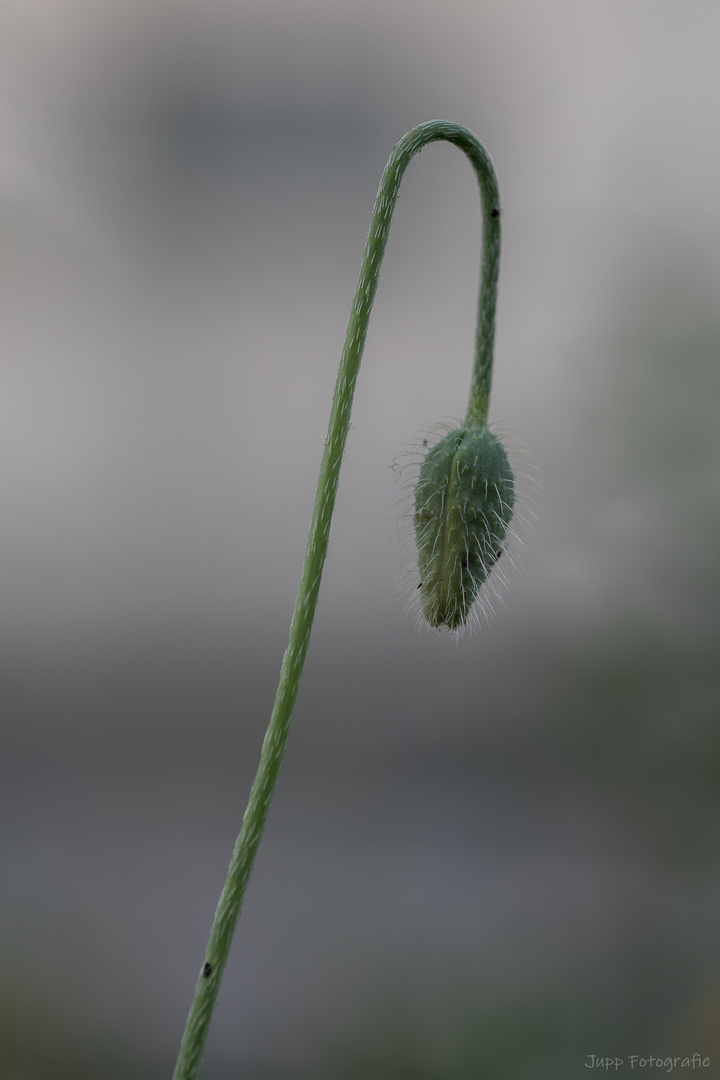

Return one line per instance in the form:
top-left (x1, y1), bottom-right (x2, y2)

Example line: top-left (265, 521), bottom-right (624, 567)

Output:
top-left (414, 424), bottom-right (515, 629)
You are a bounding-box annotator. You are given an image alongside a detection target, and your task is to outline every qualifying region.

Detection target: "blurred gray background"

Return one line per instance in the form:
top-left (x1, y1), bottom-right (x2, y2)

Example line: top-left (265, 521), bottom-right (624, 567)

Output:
top-left (1, 1), bottom-right (720, 1077)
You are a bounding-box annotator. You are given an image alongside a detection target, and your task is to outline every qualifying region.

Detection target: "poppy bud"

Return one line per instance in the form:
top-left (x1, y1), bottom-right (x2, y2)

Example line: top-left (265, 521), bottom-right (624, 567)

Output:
top-left (414, 424), bottom-right (515, 628)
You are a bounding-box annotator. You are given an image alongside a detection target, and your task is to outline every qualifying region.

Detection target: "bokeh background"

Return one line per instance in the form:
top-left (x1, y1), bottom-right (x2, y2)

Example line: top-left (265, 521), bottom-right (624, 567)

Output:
top-left (2, 1), bottom-right (720, 1076)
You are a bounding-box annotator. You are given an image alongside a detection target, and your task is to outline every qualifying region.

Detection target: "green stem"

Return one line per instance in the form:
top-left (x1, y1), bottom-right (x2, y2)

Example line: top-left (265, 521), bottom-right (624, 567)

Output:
top-left (171, 120), bottom-right (502, 1080)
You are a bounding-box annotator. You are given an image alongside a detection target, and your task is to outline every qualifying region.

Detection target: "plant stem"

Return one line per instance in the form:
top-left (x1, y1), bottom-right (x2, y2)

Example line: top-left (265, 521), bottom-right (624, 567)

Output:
top-left (171, 119), bottom-right (501, 1080)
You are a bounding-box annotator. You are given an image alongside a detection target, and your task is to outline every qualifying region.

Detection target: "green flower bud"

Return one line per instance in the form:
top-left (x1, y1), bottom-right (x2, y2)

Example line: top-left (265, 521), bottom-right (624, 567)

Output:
top-left (414, 424), bottom-right (515, 629)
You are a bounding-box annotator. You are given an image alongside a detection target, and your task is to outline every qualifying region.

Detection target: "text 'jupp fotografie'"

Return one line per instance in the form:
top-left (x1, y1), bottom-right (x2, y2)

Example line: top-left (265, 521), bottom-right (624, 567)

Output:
top-left (585, 1056), bottom-right (710, 1072)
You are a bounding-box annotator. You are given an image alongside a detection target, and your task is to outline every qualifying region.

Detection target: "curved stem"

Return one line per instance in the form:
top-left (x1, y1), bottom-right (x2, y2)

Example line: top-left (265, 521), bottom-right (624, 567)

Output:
top-left (172, 120), bottom-right (501, 1080)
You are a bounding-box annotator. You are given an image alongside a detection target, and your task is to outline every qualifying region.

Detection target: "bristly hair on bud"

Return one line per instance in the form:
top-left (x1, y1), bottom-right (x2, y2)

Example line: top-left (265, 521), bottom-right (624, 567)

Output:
top-left (414, 423), bottom-right (515, 629)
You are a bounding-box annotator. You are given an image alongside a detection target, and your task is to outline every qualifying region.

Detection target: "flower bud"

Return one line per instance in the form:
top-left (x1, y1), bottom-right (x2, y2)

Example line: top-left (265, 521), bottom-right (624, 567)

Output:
top-left (414, 424), bottom-right (515, 628)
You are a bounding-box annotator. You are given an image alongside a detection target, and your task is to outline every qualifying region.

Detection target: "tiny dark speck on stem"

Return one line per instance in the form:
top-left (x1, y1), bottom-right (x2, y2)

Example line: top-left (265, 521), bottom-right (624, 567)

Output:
top-left (491, 208), bottom-right (500, 217)
top-left (203, 963), bottom-right (212, 978)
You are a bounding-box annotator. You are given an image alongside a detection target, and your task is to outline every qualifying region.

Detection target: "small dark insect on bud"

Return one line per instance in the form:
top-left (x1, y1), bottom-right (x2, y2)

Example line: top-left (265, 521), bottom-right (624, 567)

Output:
top-left (203, 963), bottom-right (212, 978)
